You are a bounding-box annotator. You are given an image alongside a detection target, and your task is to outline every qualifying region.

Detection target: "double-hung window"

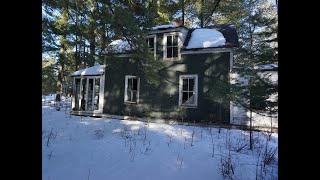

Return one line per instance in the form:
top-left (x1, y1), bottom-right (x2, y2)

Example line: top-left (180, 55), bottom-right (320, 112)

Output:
top-left (179, 74), bottom-right (198, 107)
top-left (124, 75), bottom-right (140, 103)
top-left (163, 32), bottom-right (181, 60)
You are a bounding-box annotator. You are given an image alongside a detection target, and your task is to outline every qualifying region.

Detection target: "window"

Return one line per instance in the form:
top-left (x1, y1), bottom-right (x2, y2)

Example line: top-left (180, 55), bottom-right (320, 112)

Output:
top-left (163, 33), bottom-right (181, 60)
top-left (73, 77), bottom-right (102, 111)
top-left (124, 75), bottom-right (140, 103)
top-left (94, 78), bottom-right (100, 110)
top-left (146, 35), bottom-right (156, 59)
top-left (179, 75), bottom-right (198, 107)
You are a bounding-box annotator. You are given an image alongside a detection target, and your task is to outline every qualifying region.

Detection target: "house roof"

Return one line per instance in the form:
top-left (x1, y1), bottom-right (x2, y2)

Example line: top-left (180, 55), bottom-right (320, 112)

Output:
top-left (252, 64), bottom-right (278, 70)
top-left (106, 23), bottom-right (239, 54)
top-left (184, 28), bottom-right (226, 49)
top-left (233, 63), bottom-right (278, 72)
top-left (183, 24), bottom-right (239, 50)
top-left (150, 24), bottom-right (177, 30)
top-left (71, 65), bottom-right (106, 77)
top-left (109, 39), bottom-right (131, 53)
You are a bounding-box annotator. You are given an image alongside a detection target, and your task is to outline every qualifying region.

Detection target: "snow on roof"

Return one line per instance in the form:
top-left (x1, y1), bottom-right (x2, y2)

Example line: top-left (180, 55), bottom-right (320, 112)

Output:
top-left (151, 24), bottom-right (177, 30)
top-left (185, 29), bottom-right (226, 49)
top-left (71, 65), bottom-right (105, 76)
top-left (109, 39), bottom-right (131, 53)
top-left (253, 64), bottom-right (278, 70)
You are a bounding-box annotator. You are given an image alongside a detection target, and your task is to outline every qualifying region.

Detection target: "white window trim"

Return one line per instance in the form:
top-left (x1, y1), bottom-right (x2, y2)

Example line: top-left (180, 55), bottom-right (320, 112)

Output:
top-left (179, 74), bottom-right (198, 108)
top-left (163, 32), bottom-right (182, 60)
top-left (147, 34), bottom-right (157, 60)
top-left (124, 75), bottom-right (140, 104)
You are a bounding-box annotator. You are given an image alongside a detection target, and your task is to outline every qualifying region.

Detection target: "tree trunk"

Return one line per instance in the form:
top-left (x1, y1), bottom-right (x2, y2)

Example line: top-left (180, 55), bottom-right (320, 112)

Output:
top-left (200, 0), bottom-right (204, 28)
top-left (181, 0), bottom-right (185, 26)
top-left (89, 0), bottom-right (96, 66)
top-left (56, 64), bottom-right (63, 111)
top-left (75, 34), bottom-right (79, 71)
top-left (89, 39), bottom-right (95, 66)
top-left (219, 98), bottom-right (222, 133)
top-left (249, 78), bottom-right (253, 150)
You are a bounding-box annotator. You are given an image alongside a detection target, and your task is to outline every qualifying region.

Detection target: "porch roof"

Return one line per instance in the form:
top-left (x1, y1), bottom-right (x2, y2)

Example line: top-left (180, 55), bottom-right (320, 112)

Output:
top-left (71, 65), bottom-right (106, 77)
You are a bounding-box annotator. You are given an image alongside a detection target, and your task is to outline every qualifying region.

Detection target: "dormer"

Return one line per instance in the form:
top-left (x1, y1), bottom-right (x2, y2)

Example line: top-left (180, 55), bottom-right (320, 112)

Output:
top-left (107, 21), bottom-right (239, 64)
top-left (148, 20), bottom-right (189, 61)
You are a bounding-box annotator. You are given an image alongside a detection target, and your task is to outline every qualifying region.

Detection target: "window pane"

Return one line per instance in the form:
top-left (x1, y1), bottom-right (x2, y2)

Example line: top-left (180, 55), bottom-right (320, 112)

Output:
top-left (81, 78), bottom-right (87, 111)
top-left (127, 90), bottom-right (132, 102)
top-left (167, 47), bottom-right (172, 58)
top-left (94, 95), bottom-right (99, 110)
top-left (94, 78), bottom-right (100, 110)
top-left (173, 47), bottom-right (178, 57)
top-left (132, 91), bottom-right (137, 102)
top-left (148, 38), bottom-right (154, 49)
top-left (167, 36), bottom-right (172, 46)
top-left (75, 79), bottom-right (81, 110)
top-left (132, 78), bottom-right (138, 90)
top-left (128, 79), bottom-right (132, 90)
top-left (182, 92), bottom-right (188, 103)
top-left (95, 78), bottom-right (100, 86)
top-left (126, 77), bottom-right (139, 103)
top-left (187, 93), bottom-right (195, 104)
top-left (95, 78), bottom-right (100, 93)
top-left (189, 78), bottom-right (194, 91)
top-left (182, 79), bottom-right (188, 91)
top-left (87, 79), bottom-right (94, 111)
top-left (173, 35), bottom-right (178, 46)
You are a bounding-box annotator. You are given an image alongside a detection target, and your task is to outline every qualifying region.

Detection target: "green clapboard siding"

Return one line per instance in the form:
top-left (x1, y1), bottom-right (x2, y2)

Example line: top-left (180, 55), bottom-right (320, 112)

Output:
top-left (103, 51), bottom-right (231, 124)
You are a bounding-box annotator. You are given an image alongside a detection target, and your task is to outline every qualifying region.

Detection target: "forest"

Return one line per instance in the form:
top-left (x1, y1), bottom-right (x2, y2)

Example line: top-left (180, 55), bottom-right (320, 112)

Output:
top-left (42, 0), bottom-right (278, 113)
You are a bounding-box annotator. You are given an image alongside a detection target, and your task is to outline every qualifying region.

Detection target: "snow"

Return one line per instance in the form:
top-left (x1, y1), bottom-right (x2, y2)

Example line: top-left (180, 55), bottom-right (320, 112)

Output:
top-left (71, 65), bottom-right (105, 76)
top-left (246, 63), bottom-right (278, 70)
top-left (231, 101), bottom-right (278, 128)
top-left (230, 71), bottom-right (278, 128)
top-left (42, 94), bottom-right (56, 103)
top-left (258, 71), bottom-right (278, 85)
top-left (185, 29), bottom-right (226, 49)
top-left (109, 39), bottom-right (131, 53)
top-left (151, 24), bottom-right (177, 30)
top-left (43, 106), bottom-right (278, 180)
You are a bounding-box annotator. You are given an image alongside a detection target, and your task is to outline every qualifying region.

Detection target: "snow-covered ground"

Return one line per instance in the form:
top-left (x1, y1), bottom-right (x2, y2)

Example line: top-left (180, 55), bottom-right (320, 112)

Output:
top-left (42, 94), bottom-right (72, 110)
top-left (42, 106), bottom-right (278, 180)
top-left (42, 94), bottom-right (56, 103)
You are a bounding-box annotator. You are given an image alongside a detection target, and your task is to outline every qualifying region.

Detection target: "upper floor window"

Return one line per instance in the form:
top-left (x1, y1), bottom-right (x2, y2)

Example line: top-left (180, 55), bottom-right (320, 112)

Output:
top-left (163, 32), bottom-right (181, 60)
top-left (146, 35), bottom-right (156, 59)
top-left (124, 75), bottom-right (140, 104)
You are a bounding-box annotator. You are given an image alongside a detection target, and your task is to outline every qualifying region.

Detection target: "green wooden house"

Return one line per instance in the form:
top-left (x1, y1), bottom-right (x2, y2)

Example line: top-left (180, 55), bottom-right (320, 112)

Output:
top-left (70, 23), bottom-right (239, 124)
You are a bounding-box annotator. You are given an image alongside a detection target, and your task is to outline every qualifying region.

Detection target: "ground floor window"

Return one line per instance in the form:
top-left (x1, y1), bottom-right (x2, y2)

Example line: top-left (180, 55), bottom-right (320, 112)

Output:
top-left (73, 76), bottom-right (102, 111)
top-left (124, 75), bottom-right (140, 103)
top-left (179, 74), bottom-right (198, 107)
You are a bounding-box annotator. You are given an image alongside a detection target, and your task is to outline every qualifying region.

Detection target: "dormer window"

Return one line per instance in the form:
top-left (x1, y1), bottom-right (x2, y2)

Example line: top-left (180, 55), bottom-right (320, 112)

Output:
top-left (146, 35), bottom-right (156, 59)
top-left (163, 32), bottom-right (181, 60)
